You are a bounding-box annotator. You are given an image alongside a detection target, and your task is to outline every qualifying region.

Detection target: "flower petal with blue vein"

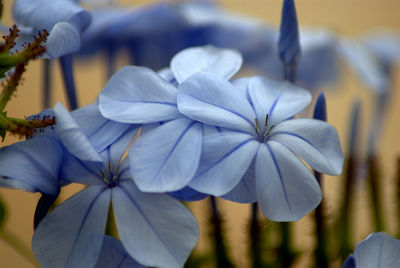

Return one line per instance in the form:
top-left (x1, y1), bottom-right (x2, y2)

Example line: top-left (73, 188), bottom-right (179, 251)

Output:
top-left (99, 66), bottom-right (181, 124)
top-left (112, 180), bottom-right (199, 268)
top-left (130, 117), bottom-right (203, 193)
top-left (255, 142), bottom-right (322, 221)
top-left (32, 185), bottom-right (111, 268)
top-left (348, 232), bottom-right (400, 268)
top-left (171, 45), bottom-right (243, 83)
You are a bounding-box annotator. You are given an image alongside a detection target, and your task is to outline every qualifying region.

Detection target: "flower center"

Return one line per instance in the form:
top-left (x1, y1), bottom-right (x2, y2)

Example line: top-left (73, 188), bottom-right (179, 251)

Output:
top-left (255, 114), bottom-right (275, 143)
top-left (100, 162), bottom-right (120, 188)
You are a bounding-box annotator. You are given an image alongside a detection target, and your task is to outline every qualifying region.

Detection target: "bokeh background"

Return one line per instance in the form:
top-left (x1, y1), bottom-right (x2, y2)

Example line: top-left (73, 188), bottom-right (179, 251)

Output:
top-left (1, 0), bottom-right (400, 267)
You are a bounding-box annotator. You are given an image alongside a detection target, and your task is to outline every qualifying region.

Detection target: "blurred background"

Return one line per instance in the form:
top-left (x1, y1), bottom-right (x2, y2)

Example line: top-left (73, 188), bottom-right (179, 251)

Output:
top-left (1, 0), bottom-right (400, 267)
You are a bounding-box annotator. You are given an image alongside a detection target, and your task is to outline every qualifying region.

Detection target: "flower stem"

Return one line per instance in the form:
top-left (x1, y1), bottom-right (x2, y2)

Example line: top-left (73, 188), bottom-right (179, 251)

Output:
top-left (59, 55), bottom-right (78, 110)
top-left (367, 155), bottom-right (385, 231)
top-left (313, 171), bottom-right (329, 268)
top-left (208, 196), bottom-right (234, 268)
top-left (42, 59), bottom-right (52, 109)
top-left (0, 229), bottom-right (40, 267)
top-left (249, 202), bottom-right (263, 268)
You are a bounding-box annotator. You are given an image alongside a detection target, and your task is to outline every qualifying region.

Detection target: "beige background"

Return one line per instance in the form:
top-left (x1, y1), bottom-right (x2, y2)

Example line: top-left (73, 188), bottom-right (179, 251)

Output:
top-left (1, 0), bottom-right (400, 267)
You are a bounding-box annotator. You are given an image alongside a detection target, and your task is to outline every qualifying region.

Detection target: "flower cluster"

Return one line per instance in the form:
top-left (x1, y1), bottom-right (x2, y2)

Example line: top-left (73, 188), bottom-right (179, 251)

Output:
top-left (1, 45), bottom-right (344, 267)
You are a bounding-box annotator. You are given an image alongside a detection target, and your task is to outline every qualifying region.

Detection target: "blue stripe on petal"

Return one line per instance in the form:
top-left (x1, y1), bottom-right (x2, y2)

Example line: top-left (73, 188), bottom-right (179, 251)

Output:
top-left (255, 142), bottom-right (321, 221)
top-left (32, 185), bottom-right (110, 268)
top-left (112, 180), bottom-right (199, 268)
top-left (130, 118), bottom-right (202, 192)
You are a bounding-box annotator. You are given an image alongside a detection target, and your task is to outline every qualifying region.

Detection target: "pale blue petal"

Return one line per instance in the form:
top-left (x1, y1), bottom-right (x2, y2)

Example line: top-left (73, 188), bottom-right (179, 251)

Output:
top-left (339, 39), bottom-right (388, 93)
top-left (94, 236), bottom-right (146, 268)
top-left (32, 185), bottom-right (110, 268)
top-left (178, 72), bottom-right (256, 134)
top-left (157, 67), bottom-right (178, 86)
top-left (171, 45), bottom-right (243, 84)
top-left (353, 232), bottom-right (400, 268)
top-left (248, 76), bottom-right (311, 125)
top-left (189, 132), bottom-right (258, 196)
top-left (256, 142), bottom-right (321, 221)
top-left (45, 22), bottom-right (81, 59)
top-left (13, 0), bottom-right (90, 30)
top-left (0, 136), bottom-right (61, 195)
top-left (112, 180), bottom-right (199, 268)
top-left (130, 118), bottom-right (202, 192)
top-left (99, 66), bottom-right (181, 124)
top-left (362, 30), bottom-right (400, 65)
top-left (269, 119), bottom-right (344, 175)
top-left (54, 103), bottom-right (102, 162)
top-left (71, 102), bottom-right (134, 154)
top-left (221, 160), bottom-right (257, 203)
top-left (232, 77), bottom-right (251, 102)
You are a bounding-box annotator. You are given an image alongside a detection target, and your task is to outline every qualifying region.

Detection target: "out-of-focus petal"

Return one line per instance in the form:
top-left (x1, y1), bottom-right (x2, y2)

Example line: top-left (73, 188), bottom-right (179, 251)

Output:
top-left (178, 72), bottom-right (256, 134)
top-left (32, 185), bottom-right (110, 268)
top-left (168, 186), bottom-right (208, 202)
top-left (189, 132), bottom-right (258, 196)
top-left (130, 118), bottom-right (202, 192)
top-left (45, 22), bottom-right (81, 58)
top-left (112, 180), bottom-right (199, 268)
top-left (99, 66), bottom-right (181, 124)
top-left (171, 45), bottom-right (242, 83)
top-left (269, 119), bottom-right (344, 175)
top-left (255, 142), bottom-right (321, 221)
top-left (353, 232), bottom-right (400, 268)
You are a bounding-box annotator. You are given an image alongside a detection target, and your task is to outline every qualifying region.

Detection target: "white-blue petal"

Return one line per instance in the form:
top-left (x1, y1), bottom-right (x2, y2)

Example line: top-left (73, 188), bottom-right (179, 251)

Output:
top-left (178, 72), bottom-right (256, 134)
top-left (130, 118), bottom-right (202, 192)
top-left (353, 232), bottom-right (400, 268)
top-left (99, 66), bottom-right (181, 124)
top-left (269, 119), bottom-right (344, 175)
top-left (248, 76), bottom-right (311, 125)
top-left (189, 132), bottom-right (258, 196)
top-left (171, 45), bottom-right (243, 84)
top-left (45, 22), bottom-right (81, 59)
top-left (32, 185), bottom-right (110, 268)
top-left (54, 102), bottom-right (102, 163)
top-left (112, 180), bottom-right (199, 268)
top-left (255, 142), bottom-right (321, 221)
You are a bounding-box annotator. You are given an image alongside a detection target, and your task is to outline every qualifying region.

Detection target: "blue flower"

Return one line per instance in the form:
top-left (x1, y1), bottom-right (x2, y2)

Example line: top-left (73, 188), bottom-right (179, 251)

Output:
top-left (31, 104), bottom-right (199, 268)
top-left (342, 232), bottom-right (400, 268)
top-left (99, 46), bottom-right (242, 193)
top-left (13, 0), bottom-right (91, 58)
top-left (177, 72), bottom-right (344, 221)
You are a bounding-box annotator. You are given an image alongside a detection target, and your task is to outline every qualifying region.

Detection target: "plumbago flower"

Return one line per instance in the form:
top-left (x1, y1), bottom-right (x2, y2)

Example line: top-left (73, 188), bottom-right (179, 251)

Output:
top-left (30, 105), bottom-right (199, 268)
top-left (99, 46), bottom-right (242, 197)
top-left (177, 72), bottom-right (344, 221)
top-left (342, 232), bottom-right (400, 268)
top-left (12, 0), bottom-right (91, 58)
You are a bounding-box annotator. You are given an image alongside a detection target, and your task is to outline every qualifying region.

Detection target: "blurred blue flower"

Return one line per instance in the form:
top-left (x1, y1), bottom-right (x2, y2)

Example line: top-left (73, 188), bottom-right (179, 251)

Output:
top-left (13, 0), bottom-right (91, 58)
top-left (343, 232), bottom-right (400, 268)
top-left (99, 46), bottom-right (242, 194)
top-left (177, 72), bottom-right (344, 221)
top-left (32, 104), bottom-right (199, 268)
